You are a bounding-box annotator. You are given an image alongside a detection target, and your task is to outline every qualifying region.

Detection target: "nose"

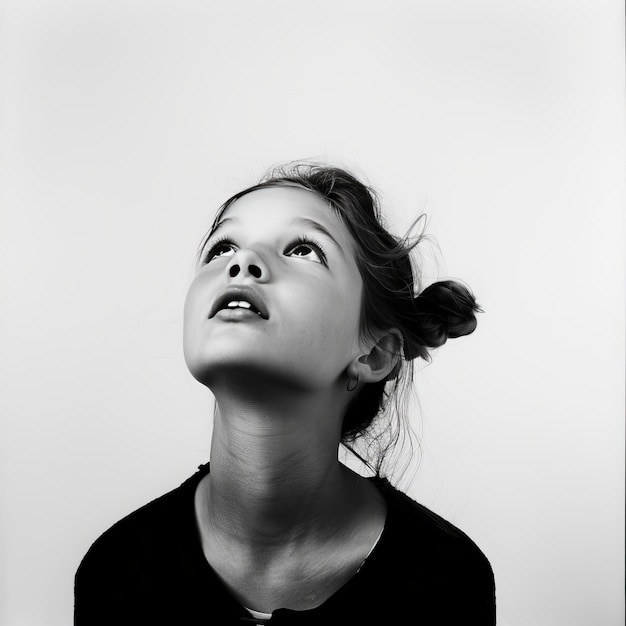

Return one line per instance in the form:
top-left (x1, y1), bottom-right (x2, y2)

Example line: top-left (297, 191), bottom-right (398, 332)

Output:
top-left (225, 248), bottom-right (269, 282)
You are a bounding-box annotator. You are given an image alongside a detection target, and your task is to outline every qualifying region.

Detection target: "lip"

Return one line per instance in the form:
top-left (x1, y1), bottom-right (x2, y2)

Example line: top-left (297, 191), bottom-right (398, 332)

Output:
top-left (209, 285), bottom-right (270, 320)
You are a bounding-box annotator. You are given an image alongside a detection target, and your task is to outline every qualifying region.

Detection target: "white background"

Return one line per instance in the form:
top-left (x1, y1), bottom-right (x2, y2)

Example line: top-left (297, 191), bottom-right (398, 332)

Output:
top-left (1, 1), bottom-right (624, 625)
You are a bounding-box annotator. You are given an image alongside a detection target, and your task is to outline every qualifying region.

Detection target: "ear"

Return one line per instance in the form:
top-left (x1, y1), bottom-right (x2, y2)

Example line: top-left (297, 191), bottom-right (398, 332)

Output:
top-left (348, 329), bottom-right (403, 385)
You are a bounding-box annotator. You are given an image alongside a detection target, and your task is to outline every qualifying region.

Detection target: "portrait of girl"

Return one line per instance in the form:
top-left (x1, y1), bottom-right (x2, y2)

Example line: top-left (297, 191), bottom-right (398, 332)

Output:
top-left (3, 3), bottom-right (622, 626)
top-left (74, 163), bottom-right (496, 624)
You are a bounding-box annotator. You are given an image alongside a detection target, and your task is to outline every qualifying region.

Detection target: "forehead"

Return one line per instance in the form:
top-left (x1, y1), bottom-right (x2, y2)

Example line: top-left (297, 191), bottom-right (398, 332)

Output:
top-left (224, 185), bottom-right (335, 223)
top-left (218, 186), bottom-right (357, 252)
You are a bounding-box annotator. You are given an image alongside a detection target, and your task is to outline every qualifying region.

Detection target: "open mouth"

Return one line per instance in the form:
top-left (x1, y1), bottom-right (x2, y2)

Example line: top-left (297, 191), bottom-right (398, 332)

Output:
top-left (209, 287), bottom-right (269, 319)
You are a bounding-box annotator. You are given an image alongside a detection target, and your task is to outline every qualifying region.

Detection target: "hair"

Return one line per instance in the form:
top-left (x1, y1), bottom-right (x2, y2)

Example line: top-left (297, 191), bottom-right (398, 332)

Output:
top-left (196, 162), bottom-right (483, 480)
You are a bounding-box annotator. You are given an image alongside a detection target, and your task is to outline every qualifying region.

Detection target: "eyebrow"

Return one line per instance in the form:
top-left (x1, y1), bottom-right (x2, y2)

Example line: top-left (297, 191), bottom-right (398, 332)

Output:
top-left (293, 217), bottom-right (345, 257)
top-left (209, 216), bottom-right (237, 237)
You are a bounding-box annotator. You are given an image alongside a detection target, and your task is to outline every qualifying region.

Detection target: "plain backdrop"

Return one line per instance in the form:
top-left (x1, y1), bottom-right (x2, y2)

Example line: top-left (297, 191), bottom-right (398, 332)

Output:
top-left (1, 1), bottom-right (624, 625)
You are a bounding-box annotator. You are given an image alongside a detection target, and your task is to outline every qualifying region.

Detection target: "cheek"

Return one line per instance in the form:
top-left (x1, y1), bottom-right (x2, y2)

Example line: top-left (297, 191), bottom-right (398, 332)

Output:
top-left (182, 279), bottom-right (208, 357)
top-left (296, 284), bottom-right (362, 355)
top-left (182, 286), bottom-right (197, 337)
top-left (183, 270), bottom-right (215, 320)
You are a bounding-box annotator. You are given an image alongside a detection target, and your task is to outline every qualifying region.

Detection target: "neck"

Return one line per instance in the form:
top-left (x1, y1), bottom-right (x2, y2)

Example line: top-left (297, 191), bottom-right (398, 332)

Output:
top-left (200, 383), bottom-right (358, 547)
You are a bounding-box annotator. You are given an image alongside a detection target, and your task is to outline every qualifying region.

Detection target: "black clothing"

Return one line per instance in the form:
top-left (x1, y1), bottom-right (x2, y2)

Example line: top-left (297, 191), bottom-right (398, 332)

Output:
top-left (74, 463), bottom-right (496, 624)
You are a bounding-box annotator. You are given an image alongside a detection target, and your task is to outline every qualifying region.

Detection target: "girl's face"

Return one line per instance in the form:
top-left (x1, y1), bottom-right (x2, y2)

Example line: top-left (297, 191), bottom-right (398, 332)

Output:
top-left (183, 186), bottom-right (366, 392)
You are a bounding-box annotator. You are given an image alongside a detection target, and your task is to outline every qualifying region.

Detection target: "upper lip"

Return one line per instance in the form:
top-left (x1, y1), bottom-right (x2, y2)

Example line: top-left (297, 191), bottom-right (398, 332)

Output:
top-left (209, 285), bottom-right (269, 319)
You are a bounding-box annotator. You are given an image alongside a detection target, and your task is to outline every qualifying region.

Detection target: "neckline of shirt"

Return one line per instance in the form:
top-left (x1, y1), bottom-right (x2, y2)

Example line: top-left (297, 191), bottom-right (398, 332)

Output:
top-left (190, 463), bottom-right (394, 617)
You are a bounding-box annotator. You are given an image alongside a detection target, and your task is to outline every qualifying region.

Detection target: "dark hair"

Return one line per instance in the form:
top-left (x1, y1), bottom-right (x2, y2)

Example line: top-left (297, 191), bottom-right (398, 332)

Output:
top-left (196, 162), bottom-right (483, 479)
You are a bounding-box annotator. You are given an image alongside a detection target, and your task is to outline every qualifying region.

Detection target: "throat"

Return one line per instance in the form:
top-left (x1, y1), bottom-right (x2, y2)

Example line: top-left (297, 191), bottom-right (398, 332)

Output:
top-left (203, 394), bottom-right (350, 535)
top-left (201, 452), bottom-right (350, 545)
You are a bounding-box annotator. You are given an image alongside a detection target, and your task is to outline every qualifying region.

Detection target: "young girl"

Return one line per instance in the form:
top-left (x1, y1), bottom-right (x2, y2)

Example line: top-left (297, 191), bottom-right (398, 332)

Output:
top-left (74, 163), bottom-right (496, 624)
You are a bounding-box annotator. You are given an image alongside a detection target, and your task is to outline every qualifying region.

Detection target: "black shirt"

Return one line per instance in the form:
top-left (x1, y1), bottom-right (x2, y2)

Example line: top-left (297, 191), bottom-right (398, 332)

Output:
top-left (74, 463), bottom-right (496, 624)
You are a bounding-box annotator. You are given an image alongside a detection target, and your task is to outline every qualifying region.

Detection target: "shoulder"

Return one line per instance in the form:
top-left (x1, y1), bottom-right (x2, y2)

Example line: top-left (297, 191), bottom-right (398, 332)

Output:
top-left (75, 464), bottom-right (206, 579)
top-left (74, 464), bottom-right (210, 624)
top-left (372, 476), bottom-right (495, 588)
top-left (361, 477), bottom-right (496, 622)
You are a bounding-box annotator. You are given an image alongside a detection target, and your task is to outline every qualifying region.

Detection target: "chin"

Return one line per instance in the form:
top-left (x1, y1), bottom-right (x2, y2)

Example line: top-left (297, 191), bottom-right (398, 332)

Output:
top-left (186, 356), bottom-right (329, 395)
top-left (184, 351), bottom-right (268, 387)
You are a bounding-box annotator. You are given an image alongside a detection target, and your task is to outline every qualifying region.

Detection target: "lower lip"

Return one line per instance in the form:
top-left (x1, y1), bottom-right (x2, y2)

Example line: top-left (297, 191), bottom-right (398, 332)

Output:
top-left (214, 308), bottom-right (265, 321)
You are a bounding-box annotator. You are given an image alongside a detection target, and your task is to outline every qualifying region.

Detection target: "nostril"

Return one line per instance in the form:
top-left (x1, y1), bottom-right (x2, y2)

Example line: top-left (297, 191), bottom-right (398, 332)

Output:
top-left (229, 265), bottom-right (240, 277)
top-left (249, 265), bottom-right (262, 279)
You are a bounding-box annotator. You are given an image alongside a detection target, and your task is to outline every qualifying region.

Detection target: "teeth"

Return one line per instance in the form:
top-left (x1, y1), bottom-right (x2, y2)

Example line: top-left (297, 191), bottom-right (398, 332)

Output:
top-left (225, 300), bottom-right (261, 315)
top-left (227, 300), bottom-right (251, 309)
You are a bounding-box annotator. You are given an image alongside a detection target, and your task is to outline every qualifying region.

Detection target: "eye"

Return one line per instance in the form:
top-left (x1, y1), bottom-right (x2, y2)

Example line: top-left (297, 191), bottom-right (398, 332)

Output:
top-left (286, 237), bottom-right (327, 265)
top-left (203, 237), bottom-right (237, 264)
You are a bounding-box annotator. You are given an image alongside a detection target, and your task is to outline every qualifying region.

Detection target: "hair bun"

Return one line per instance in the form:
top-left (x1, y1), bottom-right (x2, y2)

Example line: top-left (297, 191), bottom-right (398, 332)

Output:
top-left (405, 280), bottom-right (483, 359)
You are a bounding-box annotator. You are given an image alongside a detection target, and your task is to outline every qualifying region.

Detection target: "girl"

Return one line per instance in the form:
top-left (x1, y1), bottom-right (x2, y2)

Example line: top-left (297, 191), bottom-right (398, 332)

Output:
top-left (75, 163), bottom-right (496, 625)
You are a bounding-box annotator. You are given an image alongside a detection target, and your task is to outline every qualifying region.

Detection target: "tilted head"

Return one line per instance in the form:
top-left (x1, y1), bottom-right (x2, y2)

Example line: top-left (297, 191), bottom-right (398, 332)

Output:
top-left (193, 162), bottom-right (482, 474)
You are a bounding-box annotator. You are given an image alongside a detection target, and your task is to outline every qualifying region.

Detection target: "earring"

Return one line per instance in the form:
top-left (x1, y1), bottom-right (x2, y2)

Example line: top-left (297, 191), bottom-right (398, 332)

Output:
top-left (346, 373), bottom-right (360, 392)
